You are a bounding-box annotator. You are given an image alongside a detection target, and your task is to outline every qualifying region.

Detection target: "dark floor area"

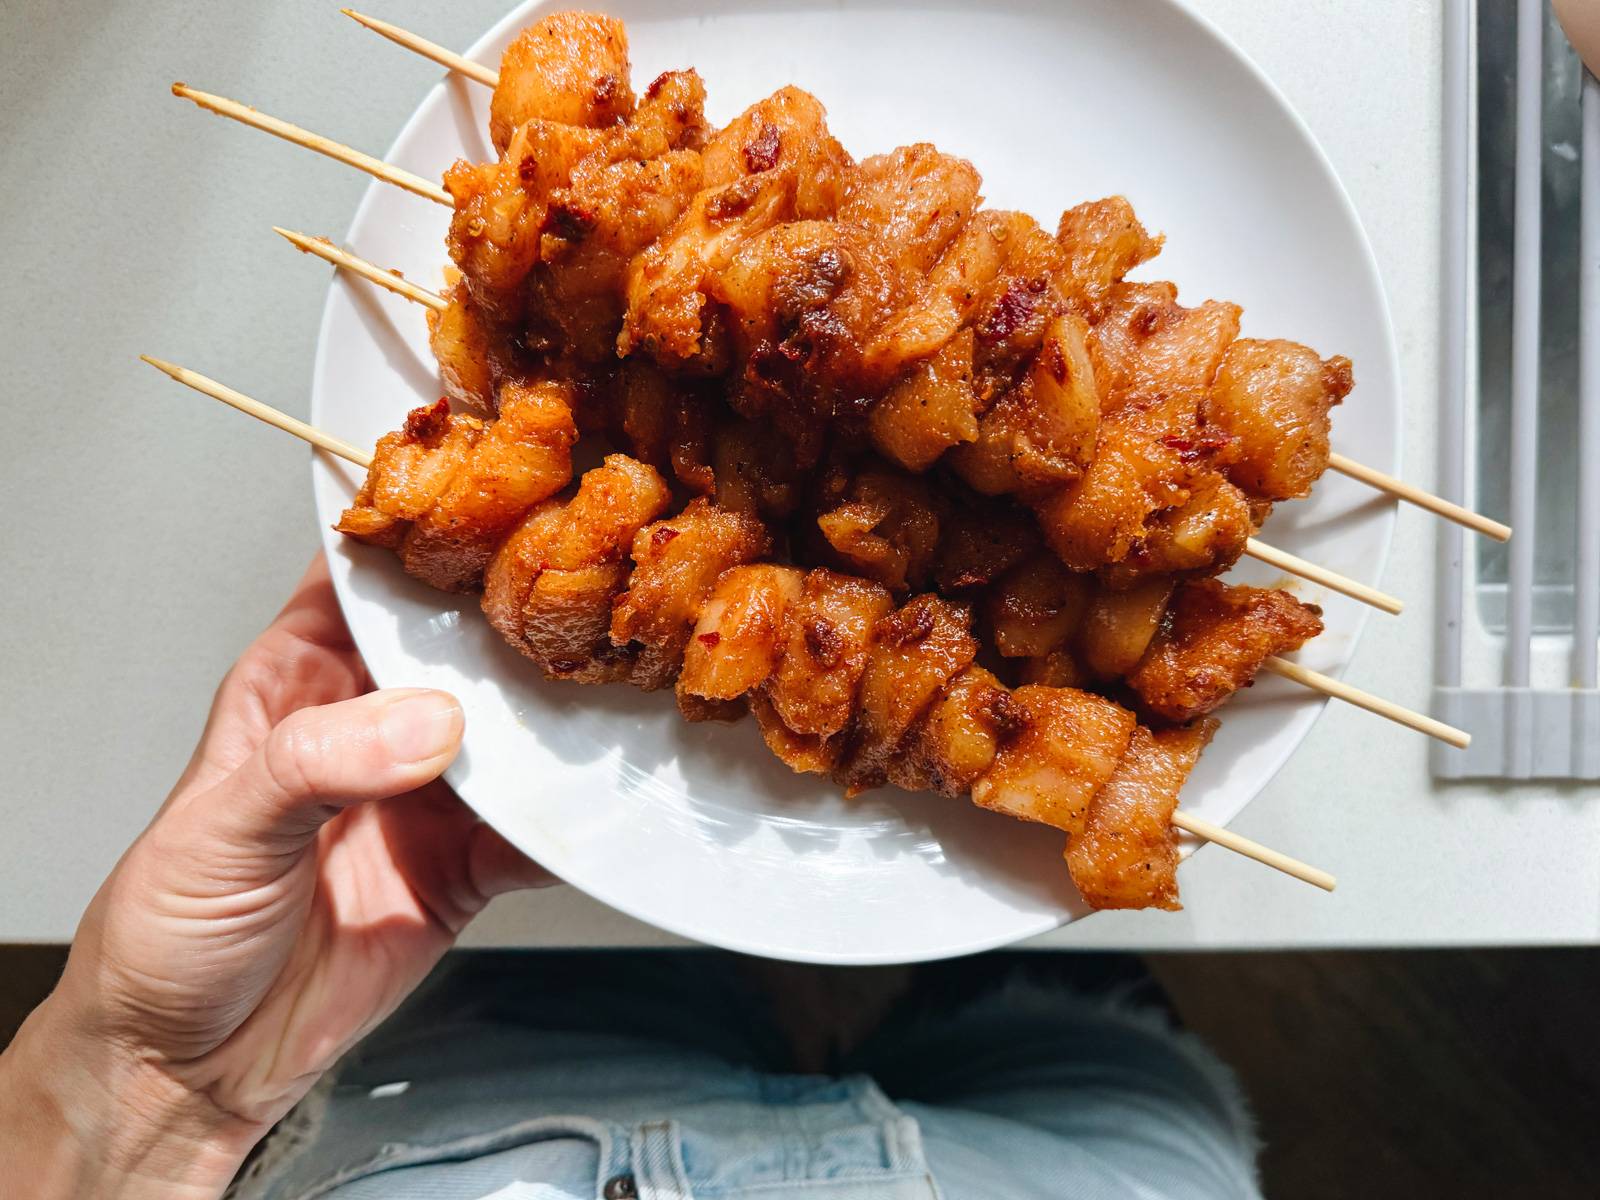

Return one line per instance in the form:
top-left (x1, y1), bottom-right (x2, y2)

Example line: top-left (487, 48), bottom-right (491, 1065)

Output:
top-left (4, 945), bottom-right (1596, 1198)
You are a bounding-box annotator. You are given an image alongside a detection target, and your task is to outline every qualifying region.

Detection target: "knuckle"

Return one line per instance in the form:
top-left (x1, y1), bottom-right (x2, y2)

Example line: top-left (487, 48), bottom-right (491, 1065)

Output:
top-left (260, 712), bottom-right (326, 804)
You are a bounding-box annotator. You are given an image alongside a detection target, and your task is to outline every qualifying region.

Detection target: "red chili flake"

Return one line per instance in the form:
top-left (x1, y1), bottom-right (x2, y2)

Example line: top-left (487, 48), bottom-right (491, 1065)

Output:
top-left (984, 283), bottom-right (1036, 343)
top-left (403, 398), bottom-right (451, 441)
top-left (802, 616), bottom-right (844, 667)
top-left (990, 691), bottom-right (1030, 740)
top-left (742, 121), bottom-right (782, 173)
top-left (547, 202), bottom-right (597, 241)
top-left (878, 602), bottom-right (936, 648)
top-left (593, 74), bottom-right (620, 104)
top-left (697, 631), bottom-right (722, 647)
top-left (1161, 434), bottom-right (1195, 452)
top-left (517, 156), bottom-right (538, 184)
top-left (650, 526), bottom-right (680, 549)
top-left (645, 71), bottom-right (673, 100)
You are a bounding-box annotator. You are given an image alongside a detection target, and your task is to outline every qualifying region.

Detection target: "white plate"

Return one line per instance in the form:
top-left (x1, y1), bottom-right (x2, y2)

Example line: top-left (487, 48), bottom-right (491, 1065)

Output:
top-left (310, 0), bottom-right (1399, 963)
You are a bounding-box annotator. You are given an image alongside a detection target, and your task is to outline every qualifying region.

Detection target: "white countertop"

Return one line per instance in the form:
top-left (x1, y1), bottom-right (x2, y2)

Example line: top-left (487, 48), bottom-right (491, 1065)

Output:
top-left (2, 0), bottom-right (1596, 950)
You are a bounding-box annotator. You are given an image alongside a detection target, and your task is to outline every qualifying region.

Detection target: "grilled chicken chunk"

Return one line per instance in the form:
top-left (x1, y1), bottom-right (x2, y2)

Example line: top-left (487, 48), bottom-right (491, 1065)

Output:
top-left (489, 11), bottom-right (635, 153)
top-left (1054, 196), bottom-right (1164, 320)
top-left (1127, 579), bottom-right (1324, 722)
top-left (1206, 338), bottom-right (1354, 500)
top-left (337, 386), bottom-right (577, 592)
top-left (764, 568), bottom-right (893, 737)
top-left (482, 453), bottom-right (672, 682)
top-left (971, 685), bottom-right (1137, 837)
top-left (887, 666), bottom-right (1025, 797)
top-left (678, 564), bottom-right (805, 703)
top-left (835, 596), bottom-right (978, 792)
top-left (1066, 719), bottom-right (1216, 911)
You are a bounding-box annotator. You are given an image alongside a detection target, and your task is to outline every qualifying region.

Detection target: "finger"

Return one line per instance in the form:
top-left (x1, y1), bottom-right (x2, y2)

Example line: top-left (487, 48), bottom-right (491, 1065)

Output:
top-left (469, 822), bottom-right (560, 898)
top-left (174, 688), bottom-right (464, 864)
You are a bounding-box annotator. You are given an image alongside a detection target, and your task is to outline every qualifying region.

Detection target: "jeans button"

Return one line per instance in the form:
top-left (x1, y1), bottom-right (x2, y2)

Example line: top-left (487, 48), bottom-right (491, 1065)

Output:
top-left (603, 1175), bottom-right (638, 1199)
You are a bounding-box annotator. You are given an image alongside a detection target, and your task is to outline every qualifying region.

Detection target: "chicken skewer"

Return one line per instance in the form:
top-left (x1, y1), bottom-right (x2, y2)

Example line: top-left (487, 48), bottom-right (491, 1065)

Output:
top-left (139, 352), bottom-right (1458, 747)
top-left (338, 6), bottom-right (1511, 545)
top-left (259, 215), bottom-right (1403, 615)
top-left (167, 79), bottom-right (1403, 610)
top-left (140, 353), bottom-right (1337, 896)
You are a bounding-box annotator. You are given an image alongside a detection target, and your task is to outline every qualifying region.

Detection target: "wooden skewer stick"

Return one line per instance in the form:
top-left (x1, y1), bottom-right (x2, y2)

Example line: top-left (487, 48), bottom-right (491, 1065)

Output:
top-left (171, 83), bottom-right (451, 207)
top-left (1262, 657), bottom-right (1470, 748)
top-left (1243, 538), bottom-right (1403, 615)
top-left (1326, 453), bottom-right (1511, 542)
top-left (1170, 812), bottom-right (1336, 893)
top-left (139, 353), bottom-right (1338, 892)
top-left (342, 9), bottom-right (500, 88)
top-left (140, 357), bottom-right (372, 468)
top-left (274, 227), bottom-right (447, 312)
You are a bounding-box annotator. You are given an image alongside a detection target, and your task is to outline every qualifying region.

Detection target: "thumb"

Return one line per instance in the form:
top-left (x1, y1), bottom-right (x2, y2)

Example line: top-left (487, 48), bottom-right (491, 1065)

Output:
top-left (167, 688), bottom-right (464, 867)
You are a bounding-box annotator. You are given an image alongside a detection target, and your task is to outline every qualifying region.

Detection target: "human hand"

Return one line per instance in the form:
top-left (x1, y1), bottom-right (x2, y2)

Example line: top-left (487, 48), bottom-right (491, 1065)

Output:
top-left (0, 555), bottom-right (550, 1198)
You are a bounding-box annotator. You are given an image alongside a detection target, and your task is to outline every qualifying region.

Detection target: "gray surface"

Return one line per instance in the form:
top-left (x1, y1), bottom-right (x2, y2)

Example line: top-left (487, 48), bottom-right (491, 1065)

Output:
top-left (2, 0), bottom-right (1597, 949)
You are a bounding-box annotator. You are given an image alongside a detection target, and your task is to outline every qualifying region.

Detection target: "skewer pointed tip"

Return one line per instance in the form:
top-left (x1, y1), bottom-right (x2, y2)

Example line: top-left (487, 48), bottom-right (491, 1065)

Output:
top-left (140, 354), bottom-right (181, 378)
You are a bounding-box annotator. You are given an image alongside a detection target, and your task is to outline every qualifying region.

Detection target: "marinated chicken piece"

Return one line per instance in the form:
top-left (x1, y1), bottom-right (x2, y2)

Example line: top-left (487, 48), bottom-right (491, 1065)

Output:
top-left (397, 381), bottom-right (578, 591)
top-left (862, 210), bottom-right (1019, 382)
top-left (445, 120), bottom-right (608, 326)
top-left (482, 454), bottom-right (672, 682)
top-left (985, 554), bottom-right (1091, 659)
top-left (749, 691), bottom-right (841, 775)
top-left (1054, 196), bottom-right (1164, 320)
top-left (1017, 649), bottom-right (1091, 690)
top-left (1099, 471), bottom-right (1256, 588)
top-left (1078, 576), bottom-right (1176, 679)
top-left (1090, 282), bottom-right (1241, 412)
top-left (1127, 579), bottom-right (1324, 722)
top-left (1066, 719), bottom-right (1216, 911)
top-left (618, 169), bottom-right (797, 365)
top-left (764, 569), bottom-right (893, 737)
top-left (678, 564), bottom-right (804, 702)
top-left (835, 596), bottom-right (978, 792)
top-left (838, 144), bottom-right (982, 277)
top-left (933, 498), bottom-right (1041, 592)
top-left (869, 328), bottom-right (980, 471)
top-left (526, 150), bottom-right (705, 361)
top-left (611, 498), bottom-right (772, 689)
top-left (971, 216), bottom-right (1070, 389)
top-left (337, 400), bottom-right (481, 551)
top-left (971, 685), bottom-right (1137, 836)
top-left (699, 86), bottom-right (852, 217)
top-left (604, 359), bottom-right (716, 493)
top-left (714, 220), bottom-right (899, 429)
top-left (711, 417), bottom-right (811, 519)
top-left (813, 470), bottom-right (944, 593)
top-left (426, 281), bottom-right (499, 411)
top-left (526, 72), bottom-right (713, 361)
top-left (887, 666), bottom-right (1026, 796)
top-left (949, 313), bottom-right (1099, 494)
top-left (1029, 395), bottom-right (1203, 571)
top-left (488, 11), bottom-right (635, 154)
top-left (1206, 339), bottom-right (1354, 500)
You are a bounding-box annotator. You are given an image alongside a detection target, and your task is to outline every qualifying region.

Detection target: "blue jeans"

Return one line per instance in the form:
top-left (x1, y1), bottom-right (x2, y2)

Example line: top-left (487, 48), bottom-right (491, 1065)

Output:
top-left (228, 953), bottom-right (1260, 1200)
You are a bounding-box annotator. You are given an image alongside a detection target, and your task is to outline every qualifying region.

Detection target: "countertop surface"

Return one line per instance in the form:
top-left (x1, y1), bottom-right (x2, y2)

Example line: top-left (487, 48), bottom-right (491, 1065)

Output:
top-left (3, 0), bottom-right (1596, 950)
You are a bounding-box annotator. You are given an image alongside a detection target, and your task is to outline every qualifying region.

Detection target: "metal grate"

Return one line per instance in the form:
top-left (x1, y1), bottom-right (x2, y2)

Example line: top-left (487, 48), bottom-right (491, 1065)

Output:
top-left (1433, 0), bottom-right (1600, 779)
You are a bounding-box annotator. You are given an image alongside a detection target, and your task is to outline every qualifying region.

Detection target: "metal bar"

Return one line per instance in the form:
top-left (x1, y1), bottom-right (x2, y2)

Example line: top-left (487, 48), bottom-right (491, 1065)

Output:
top-left (1578, 70), bottom-right (1600, 690)
top-left (1437, 0), bottom-right (1472, 693)
top-left (1505, 0), bottom-right (1543, 773)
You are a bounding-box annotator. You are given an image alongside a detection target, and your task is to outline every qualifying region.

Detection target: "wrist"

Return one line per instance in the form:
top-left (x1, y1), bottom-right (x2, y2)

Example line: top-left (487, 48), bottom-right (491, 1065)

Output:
top-left (0, 993), bottom-right (260, 1200)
